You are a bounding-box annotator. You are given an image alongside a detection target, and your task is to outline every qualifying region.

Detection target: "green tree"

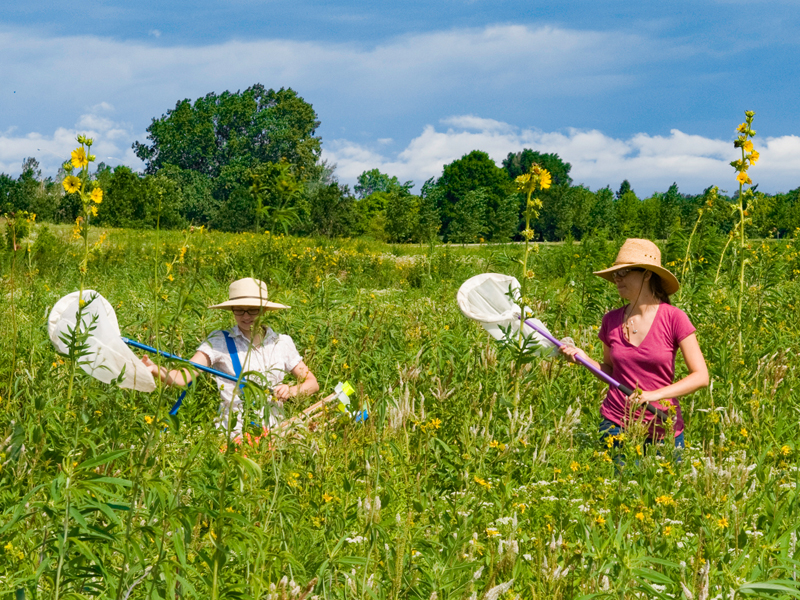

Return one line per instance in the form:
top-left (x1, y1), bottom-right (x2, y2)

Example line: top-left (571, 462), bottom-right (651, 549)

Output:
top-left (385, 192), bottom-right (420, 243)
top-left (99, 166), bottom-right (147, 228)
top-left (133, 85), bottom-right (321, 178)
top-left (158, 165), bottom-right (218, 226)
top-left (354, 169), bottom-right (413, 199)
top-left (589, 186), bottom-right (614, 236)
top-left (354, 192), bottom-right (389, 240)
top-left (614, 190), bottom-right (641, 236)
top-left (448, 189), bottom-right (488, 244)
top-left (617, 179), bottom-right (632, 199)
top-left (248, 161), bottom-right (303, 234)
top-left (416, 179), bottom-right (442, 243)
top-left (308, 183), bottom-right (357, 237)
top-left (436, 151), bottom-right (513, 241)
top-left (502, 149), bottom-right (572, 186)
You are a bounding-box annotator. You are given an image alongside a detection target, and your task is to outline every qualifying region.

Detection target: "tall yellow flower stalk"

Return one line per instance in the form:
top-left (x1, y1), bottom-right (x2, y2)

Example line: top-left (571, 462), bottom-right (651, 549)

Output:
top-left (511, 163), bottom-right (550, 406)
top-left (61, 135), bottom-right (103, 400)
top-left (730, 111), bottom-right (759, 354)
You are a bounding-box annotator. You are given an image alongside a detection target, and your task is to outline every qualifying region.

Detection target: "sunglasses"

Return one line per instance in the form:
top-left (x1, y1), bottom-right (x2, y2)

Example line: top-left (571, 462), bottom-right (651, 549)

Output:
top-left (232, 308), bottom-right (262, 316)
top-left (612, 268), bottom-right (644, 279)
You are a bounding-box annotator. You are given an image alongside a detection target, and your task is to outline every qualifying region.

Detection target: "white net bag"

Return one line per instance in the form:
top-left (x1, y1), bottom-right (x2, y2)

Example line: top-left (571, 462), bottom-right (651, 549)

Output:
top-left (456, 273), bottom-right (557, 356)
top-left (48, 290), bottom-right (156, 392)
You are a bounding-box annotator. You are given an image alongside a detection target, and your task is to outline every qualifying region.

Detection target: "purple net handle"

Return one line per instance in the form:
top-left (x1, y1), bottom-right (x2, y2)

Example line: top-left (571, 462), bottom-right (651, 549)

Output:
top-left (521, 318), bottom-right (667, 420)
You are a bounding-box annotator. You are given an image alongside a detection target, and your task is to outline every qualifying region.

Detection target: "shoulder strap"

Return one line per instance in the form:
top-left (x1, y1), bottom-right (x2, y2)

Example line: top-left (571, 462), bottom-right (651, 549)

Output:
top-left (222, 330), bottom-right (245, 392)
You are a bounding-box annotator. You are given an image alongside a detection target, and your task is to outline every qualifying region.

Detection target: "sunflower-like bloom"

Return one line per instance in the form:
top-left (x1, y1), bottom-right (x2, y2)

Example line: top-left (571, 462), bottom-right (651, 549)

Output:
top-left (62, 175), bottom-right (81, 194)
top-left (736, 123), bottom-right (748, 134)
top-left (749, 150), bottom-right (759, 164)
top-left (736, 171), bottom-right (752, 185)
top-left (71, 147), bottom-right (89, 169)
top-left (743, 140), bottom-right (753, 153)
top-left (91, 188), bottom-right (103, 204)
top-left (539, 170), bottom-right (552, 190)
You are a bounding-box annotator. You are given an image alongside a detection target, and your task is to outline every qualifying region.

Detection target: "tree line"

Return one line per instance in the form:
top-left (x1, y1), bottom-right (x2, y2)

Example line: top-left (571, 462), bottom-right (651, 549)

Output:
top-left (3, 83), bottom-right (800, 243)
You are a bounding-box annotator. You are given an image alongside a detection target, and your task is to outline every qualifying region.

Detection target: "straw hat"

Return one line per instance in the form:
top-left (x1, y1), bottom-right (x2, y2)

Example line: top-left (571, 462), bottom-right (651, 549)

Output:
top-left (593, 239), bottom-right (679, 295)
top-left (209, 278), bottom-right (290, 310)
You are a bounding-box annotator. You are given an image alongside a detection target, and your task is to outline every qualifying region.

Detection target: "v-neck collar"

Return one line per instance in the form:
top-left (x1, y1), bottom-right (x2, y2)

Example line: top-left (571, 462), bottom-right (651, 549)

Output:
top-left (229, 325), bottom-right (277, 346)
top-left (619, 302), bottom-right (662, 349)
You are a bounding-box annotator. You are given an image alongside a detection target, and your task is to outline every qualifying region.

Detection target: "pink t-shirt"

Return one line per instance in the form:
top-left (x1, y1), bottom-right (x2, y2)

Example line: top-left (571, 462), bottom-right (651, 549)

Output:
top-left (598, 303), bottom-right (696, 438)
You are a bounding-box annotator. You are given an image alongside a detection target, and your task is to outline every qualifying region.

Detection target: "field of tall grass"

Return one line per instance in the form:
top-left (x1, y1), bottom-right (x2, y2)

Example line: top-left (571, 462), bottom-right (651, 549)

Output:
top-left (2, 220), bottom-right (800, 599)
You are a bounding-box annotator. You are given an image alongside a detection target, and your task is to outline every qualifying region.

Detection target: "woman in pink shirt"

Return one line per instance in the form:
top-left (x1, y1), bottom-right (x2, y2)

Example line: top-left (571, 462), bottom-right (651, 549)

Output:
top-left (560, 239), bottom-right (709, 449)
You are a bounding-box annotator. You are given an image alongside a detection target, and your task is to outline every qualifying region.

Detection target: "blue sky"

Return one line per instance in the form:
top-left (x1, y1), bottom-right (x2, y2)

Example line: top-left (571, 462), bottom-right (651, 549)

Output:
top-left (2, 0), bottom-right (799, 194)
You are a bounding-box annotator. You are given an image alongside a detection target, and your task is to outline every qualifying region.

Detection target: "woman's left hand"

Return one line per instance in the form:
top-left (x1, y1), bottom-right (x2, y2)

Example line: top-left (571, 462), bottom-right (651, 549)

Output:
top-left (273, 384), bottom-right (294, 400)
top-left (627, 388), bottom-right (662, 405)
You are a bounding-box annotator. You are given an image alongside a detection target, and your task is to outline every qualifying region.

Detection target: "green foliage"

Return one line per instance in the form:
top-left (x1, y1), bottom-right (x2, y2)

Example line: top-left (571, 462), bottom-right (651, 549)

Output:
top-left (384, 191), bottom-right (419, 243)
top-left (436, 150), bottom-right (513, 241)
top-left (354, 168), bottom-right (413, 199)
top-left (307, 183), bottom-right (357, 237)
top-left (133, 85), bottom-right (321, 178)
top-left (3, 227), bottom-right (800, 598)
top-left (503, 149), bottom-right (573, 186)
top-left (99, 166), bottom-right (147, 228)
top-left (448, 188), bottom-right (488, 243)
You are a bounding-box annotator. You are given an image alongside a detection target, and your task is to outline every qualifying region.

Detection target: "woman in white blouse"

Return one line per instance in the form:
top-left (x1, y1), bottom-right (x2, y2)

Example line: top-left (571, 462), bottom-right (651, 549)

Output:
top-left (142, 278), bottom-right (319, 432)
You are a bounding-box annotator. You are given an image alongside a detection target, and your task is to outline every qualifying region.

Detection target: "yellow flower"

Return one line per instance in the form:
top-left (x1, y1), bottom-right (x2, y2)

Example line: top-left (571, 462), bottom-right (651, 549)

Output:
top-left (749, 150), bottom-right (759, 164)
top-left (485, 527), bottom-right (500, 537)
top-left (743, 140), bottom-right (754, 152)
top-left (570, 461), bottom-right (580, 472)
top-left (664, 525), bottom-right (672, 536)
top-left (539, 170), bottom-right (552, 190)
top-left (740, 427), bottom-right (748, 438)
top-left (736, 171), bottom-right (751, 185)
top-left (781, 445), bottom-right (792, 456)
top-left (635, 512), bottom-right (645, 521)
top-left (91, 188), bottom-right (103, 204)
top-left (596, 515), bottom-right (606, 525)
top-left (323, 492), bottom-right (334, 502)
top-left (71, 146), bottom-right (89, 169)
top-left (62, 175), bottom-right (81, 194)
top-left (717, 517), bottom-right (728, 529)
top-left (655, 495), bottom-right (676, 507)
top-left (737, 123), bottom-right (748, 133)
top-left (144, 416), bottom-right (154, 424)
top-left (90, 205), bottom-right (98, 217)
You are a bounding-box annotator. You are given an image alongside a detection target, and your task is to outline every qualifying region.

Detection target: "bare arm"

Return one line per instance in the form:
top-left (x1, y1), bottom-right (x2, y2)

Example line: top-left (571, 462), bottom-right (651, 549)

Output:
top-left (141, 351), bottom-right (208, 387)
top-left (273, 361), bottom-right (319, 400)
top-left (559, 342), bottom-right (614, 379)
top-left (634, 333), bottom-right (709, 403)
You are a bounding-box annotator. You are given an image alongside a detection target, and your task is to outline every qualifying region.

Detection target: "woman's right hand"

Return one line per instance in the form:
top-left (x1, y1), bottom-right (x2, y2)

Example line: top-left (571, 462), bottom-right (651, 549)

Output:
top-left (559, 344), bottom-right (588, 365)
top-left (141, 355), bottom-right (161, 377)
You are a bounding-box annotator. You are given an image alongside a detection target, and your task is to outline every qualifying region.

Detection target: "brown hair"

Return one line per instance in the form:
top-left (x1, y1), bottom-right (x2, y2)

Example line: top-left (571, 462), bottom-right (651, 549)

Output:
top-left (649, 272), bottom-right (672, 304)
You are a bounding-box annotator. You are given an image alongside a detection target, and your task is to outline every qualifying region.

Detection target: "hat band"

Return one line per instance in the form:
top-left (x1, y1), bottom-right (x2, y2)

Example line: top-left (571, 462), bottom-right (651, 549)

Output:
top-left (229, 294), bottom-right (269, 301)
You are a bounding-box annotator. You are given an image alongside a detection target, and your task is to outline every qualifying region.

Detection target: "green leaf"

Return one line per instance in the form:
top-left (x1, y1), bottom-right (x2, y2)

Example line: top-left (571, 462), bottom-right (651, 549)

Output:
top-left (77, 449), bottom-right (130, 471)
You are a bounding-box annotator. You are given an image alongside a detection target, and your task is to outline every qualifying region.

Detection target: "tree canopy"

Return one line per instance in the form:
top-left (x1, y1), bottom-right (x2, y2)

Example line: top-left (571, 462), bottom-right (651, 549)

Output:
top-left (132, 85), bottom-right (321, 178)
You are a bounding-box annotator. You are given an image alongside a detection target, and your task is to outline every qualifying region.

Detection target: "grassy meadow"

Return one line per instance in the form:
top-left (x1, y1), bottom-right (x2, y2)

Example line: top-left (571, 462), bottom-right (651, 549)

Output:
top-left (2, 222), bottom-right (800, 599)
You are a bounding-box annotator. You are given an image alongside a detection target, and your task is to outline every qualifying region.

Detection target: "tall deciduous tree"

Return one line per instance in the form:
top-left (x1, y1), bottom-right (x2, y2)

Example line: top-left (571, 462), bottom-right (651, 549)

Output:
top-left (133, 85), bottom-right (321, 178)
top-left (354, 169), bottom-right (413, 199)
top-left (436, 150), bottom-right (513, 241)
top-left (503, 150), bottom-right (572, 186)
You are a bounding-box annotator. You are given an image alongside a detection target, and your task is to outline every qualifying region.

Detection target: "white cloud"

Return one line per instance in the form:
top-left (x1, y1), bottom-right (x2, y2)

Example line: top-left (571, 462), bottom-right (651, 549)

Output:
top-left (0, 108), bottom-right (143, 176)
top-left (323, 118), bottom-right (800, 195)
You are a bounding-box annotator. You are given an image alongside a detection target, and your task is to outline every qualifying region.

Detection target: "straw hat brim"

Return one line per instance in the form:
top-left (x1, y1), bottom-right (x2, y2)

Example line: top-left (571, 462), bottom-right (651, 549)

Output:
top-left (594, 263), bottom-right (680, 296)
top-left (209, 298), bottom-right (290, 311)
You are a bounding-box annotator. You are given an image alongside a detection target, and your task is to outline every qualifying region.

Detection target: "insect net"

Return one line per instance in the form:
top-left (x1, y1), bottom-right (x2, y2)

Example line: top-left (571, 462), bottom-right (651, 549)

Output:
top-left (48, 290), bottom-right (156, 392)
top-left (456, 273), bottom-right (557, 357)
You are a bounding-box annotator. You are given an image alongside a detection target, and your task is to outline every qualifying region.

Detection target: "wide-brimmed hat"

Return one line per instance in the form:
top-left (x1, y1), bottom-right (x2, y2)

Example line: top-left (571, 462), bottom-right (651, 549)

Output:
top-left (593, 239), bottom-right (679, 295)
top-left (209, 278), bottom-right (290, 311)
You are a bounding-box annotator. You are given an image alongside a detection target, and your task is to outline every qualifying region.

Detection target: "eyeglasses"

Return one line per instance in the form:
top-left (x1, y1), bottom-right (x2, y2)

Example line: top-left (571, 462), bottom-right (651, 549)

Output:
top-left (612, 268), bottom-right (644, 279)
top-left (232, 308), bottom-right (262, 316)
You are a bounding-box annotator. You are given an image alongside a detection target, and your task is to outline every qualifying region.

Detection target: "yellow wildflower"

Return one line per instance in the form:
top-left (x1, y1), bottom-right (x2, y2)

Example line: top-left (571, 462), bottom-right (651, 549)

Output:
top-left (737, 123), bottom-right (748, 133)
top-left (539, 169), bottom-right (552, 189)
top-left (635, 512), bottom-right (645, 521)
top-left (717, 517), bottom-right (728, 529)
top-left (91, 188), bottom-right (103, 204)
top-left (323, 492), bottom-right (334, 502)
top-left (570, 461), bottom-right (580, 472)
top-left (144, 416), bottom-right (154, 424)
top-left (664, 525), bottom-right (672, 536)
top-left (62, 175), bottom-right (81, 194)
top-left (743, 140), bottom-right (753, 152)
top-left (596, 515), bottom-right (606, 525)
top-left (486, 527), bottom-right (500, 537)
top-left (781, 445), bottom-right (791, 456)
top-left (71, 146), bottom-right (89, 169)
top-left (737, 171), bottom-right (752, 185)
top-left (655, 495), bottom-right (676, 507)
top-left (749, 150), bottom-right (759, 164)
top-left (740, 428), bottom-right (748, 438)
